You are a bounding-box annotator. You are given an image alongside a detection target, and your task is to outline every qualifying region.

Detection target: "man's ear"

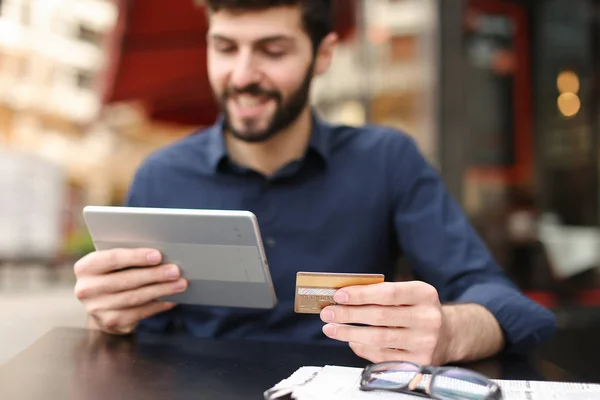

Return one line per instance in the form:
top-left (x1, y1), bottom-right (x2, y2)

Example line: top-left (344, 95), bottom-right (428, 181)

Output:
top-left (314, 32), bottom-right (339, 76)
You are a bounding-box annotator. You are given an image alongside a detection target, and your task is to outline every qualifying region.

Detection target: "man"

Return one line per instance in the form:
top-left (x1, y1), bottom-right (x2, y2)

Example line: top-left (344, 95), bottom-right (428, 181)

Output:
top-left (73, 0), bottom-right (556, 366)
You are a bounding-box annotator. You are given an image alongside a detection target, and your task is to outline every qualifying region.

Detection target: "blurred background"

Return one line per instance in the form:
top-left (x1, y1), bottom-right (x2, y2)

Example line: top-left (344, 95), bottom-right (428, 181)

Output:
top-left (1, 0), bottom-right (600, 362)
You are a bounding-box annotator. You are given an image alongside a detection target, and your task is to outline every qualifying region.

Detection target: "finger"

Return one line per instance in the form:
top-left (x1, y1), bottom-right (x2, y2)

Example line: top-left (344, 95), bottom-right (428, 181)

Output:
top-left (321, 305), bottom-right (422, 328)
top-left (97, 301), bottom-right (177, 334)
top-left (333, 281), bottom-right (439, 306)
top-left (322, 323), bottom-right (409, 349)
top-left (86, 279), bottom-right (187, 313)
top-left (74, 248), bottom-right (163, 277)
top-left (349, 342), bottom-right (430, 365)
top-left (75, 264), bottom-right (181, 299)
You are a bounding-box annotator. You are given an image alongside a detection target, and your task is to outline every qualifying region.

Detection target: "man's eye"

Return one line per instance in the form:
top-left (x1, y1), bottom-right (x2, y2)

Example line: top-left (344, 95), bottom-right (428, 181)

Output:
top-left (214, 44), bottom-right (236, 53)
top-left (263, 49), bottom-right (285, 58)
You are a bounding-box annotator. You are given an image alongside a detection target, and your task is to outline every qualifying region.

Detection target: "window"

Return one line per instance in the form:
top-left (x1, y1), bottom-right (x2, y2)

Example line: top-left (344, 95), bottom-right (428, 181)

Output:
top-left (76, 70), bottom-right (96, 90)
top-left (76, 24), bottom-right (103, 47)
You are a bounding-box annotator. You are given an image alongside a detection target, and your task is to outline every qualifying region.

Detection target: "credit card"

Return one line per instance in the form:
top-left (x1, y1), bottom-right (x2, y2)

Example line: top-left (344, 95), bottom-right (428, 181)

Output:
top-left (294, 272), bottom-right (384, 314)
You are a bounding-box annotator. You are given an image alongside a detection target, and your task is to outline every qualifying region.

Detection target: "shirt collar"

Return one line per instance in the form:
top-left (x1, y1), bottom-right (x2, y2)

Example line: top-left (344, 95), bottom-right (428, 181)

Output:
top-left (205, 109), bottom-right (331, 173)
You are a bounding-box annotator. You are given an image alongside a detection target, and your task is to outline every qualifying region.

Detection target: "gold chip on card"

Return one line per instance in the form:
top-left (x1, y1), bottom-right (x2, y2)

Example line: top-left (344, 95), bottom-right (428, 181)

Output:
top-left (294, 272), bottom-right (384, 314)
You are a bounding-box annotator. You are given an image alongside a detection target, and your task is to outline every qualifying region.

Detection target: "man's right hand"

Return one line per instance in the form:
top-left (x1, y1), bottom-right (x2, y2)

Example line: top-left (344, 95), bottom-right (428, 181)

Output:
top-left (73, 248), bottom-right (187, 335)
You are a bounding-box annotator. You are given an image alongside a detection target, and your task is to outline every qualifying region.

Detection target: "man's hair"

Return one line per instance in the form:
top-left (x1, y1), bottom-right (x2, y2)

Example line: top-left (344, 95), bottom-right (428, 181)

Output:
top-left (202, 0), bottom-right (333, 51)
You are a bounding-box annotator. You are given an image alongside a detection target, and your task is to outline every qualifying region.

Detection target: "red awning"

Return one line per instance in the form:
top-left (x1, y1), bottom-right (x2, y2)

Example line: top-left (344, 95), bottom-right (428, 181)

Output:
top-left (100, 0), bottom-right (356, 126)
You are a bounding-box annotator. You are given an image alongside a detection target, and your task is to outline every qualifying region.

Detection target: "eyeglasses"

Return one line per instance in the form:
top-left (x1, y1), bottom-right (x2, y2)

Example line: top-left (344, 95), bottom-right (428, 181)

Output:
top-left (360, 361), bottom-right (503, 400)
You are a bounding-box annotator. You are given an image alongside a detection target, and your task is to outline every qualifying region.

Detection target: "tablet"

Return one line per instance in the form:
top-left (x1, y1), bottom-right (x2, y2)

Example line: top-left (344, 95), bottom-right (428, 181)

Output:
top-left (82, 206), bottom-right (277, 309)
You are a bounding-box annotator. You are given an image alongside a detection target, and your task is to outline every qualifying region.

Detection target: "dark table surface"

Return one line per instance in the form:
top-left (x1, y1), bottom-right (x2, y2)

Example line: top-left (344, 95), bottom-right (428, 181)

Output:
top-left (0, 326), bottom-right (597, 400)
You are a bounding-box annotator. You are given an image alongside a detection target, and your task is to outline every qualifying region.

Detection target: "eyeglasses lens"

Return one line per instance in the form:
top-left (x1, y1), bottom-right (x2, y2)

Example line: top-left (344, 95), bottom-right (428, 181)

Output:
top-left (430, 369), bottom-right (494, 400)
top-left (364, 362), bottom-right (421, 390)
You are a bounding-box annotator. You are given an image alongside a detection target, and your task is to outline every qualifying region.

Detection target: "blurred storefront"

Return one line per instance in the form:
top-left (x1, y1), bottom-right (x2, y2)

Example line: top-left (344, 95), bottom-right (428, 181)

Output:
top-left (449, 0), bottom-right (600, 311)
top-left (0, 0), bottom-right (121, 262)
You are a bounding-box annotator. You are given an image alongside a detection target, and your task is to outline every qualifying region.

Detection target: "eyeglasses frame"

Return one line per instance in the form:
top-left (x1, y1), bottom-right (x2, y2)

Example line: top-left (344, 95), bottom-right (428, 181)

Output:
top-left (359, 361), bottom-right (503, 400)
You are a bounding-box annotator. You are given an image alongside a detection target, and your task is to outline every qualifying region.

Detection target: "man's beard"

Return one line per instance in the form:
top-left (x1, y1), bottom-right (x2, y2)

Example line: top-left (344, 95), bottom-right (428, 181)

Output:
top-left (220, 63), bottom-right (314, 143)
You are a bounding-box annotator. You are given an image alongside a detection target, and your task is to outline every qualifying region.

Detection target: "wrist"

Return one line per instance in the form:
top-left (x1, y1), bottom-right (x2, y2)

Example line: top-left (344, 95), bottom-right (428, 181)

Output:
top-left (440, 303), bottom-right (505, 364)
top-left (439, 305), bottom-right (461, 363)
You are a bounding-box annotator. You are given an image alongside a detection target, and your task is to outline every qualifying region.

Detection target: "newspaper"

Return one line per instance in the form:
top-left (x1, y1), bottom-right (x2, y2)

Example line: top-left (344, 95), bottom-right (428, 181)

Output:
top-left (267, 365), bottom-right (600, 400)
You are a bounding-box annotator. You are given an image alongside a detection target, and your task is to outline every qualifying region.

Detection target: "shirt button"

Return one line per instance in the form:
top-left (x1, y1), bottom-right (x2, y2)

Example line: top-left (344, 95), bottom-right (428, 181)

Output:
top-left (265, 237), bottom-right (276, 247)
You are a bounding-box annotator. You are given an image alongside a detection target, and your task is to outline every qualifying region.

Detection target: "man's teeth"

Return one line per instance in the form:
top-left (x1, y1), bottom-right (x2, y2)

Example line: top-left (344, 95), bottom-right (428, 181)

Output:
top-left (237, 96), bottom-right (263, 107)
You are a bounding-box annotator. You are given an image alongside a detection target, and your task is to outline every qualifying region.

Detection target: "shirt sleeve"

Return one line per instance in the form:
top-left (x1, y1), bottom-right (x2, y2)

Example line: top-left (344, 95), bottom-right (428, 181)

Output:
top-left (388, 134), bottom-right (556, 356)
top-left (123, 160), bottom-right (177, 333)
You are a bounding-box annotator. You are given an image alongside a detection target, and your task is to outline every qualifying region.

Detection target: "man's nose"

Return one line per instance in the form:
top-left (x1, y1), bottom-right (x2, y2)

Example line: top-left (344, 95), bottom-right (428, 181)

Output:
top-left (230, 53), bottom-right (261, 88)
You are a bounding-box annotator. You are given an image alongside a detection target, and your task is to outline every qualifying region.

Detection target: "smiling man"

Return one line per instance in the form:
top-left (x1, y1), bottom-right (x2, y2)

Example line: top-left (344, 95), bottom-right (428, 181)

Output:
top-left (72, 0), bottom-right (556, 366)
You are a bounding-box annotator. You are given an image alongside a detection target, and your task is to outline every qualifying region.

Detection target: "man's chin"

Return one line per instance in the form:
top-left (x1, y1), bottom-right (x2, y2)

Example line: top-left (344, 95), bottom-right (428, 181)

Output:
top-left (226, 118), bottom-right (275, 143)
top-left (229, 128), bottom-right (274, 143)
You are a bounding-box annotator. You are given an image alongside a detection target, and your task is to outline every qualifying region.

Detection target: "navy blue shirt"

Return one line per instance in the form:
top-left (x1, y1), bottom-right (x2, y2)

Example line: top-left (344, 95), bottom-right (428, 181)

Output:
top-left (125, 114), bottom-right (556, 355)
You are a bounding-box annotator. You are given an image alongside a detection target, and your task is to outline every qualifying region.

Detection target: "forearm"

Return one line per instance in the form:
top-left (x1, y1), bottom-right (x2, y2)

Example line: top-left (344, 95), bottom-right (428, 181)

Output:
top-left (441, 303), bottom-right (505, 364)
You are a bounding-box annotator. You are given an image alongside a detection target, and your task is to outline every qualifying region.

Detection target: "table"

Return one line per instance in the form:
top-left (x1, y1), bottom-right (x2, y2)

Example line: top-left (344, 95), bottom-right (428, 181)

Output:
top-left (0, 326), bottom-right (596, 400)
top-left (536, 326), bottom-right (600, 384)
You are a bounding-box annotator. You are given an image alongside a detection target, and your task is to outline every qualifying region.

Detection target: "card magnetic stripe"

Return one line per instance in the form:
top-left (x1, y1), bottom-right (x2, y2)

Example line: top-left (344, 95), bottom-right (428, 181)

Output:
top-left (297, 288), bottom-right (337, 296)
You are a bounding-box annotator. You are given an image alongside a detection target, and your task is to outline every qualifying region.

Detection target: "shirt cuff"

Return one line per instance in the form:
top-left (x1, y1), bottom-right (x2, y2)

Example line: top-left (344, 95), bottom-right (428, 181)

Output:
top-left (455, 283), bottom-right (557, 356)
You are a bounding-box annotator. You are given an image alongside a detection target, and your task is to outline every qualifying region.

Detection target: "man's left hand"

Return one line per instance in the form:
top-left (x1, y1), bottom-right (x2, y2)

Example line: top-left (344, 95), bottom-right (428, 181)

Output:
top-left (320, 281), bottom-right (451, 365)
